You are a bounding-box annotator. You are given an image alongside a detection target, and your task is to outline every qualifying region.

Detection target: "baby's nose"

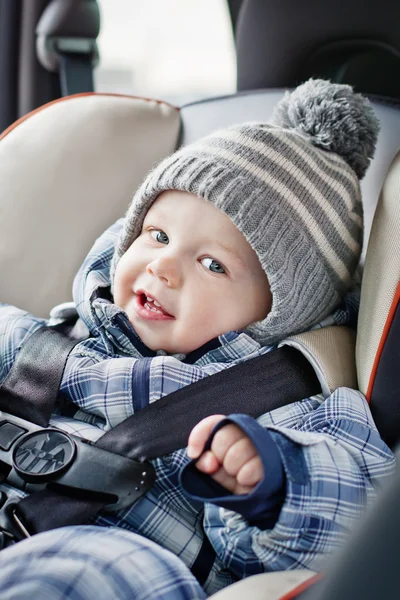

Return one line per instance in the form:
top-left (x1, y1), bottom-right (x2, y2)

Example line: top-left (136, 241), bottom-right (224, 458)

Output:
top-left (146, 255), bottom-right (182, 287)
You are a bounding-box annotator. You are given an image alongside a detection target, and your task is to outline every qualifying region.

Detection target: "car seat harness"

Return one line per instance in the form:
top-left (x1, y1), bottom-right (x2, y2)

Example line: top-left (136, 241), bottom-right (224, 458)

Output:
top-left (0, 319), bottom-right (321, 549)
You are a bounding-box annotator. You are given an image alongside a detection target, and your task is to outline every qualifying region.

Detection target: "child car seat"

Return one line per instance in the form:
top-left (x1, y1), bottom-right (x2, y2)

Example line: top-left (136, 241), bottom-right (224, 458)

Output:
top-left (0, 90), bottom-right (399, 599)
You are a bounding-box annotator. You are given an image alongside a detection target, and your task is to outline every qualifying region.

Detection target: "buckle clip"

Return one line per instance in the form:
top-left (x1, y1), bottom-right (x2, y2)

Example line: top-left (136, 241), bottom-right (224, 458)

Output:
top-left (0, 412), bottom-right (156, 513)
top-left (12, 429), bottom-right (76, 484)
top-left (37, 36), bottom-right (99, 73)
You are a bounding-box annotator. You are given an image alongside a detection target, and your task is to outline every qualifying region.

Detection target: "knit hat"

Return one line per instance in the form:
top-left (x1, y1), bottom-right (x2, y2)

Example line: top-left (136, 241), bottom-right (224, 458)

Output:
top-left (111, 79), bottom-right (379, 346)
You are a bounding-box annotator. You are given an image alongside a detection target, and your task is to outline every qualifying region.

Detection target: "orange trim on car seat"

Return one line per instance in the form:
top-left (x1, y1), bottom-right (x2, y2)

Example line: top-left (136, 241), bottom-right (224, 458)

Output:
top-left (0, 92), bottom-right (180, 141)
top-left (277, 573), bottom-right (323, 600)
top-left (366, 281), bottom-right (400, 402)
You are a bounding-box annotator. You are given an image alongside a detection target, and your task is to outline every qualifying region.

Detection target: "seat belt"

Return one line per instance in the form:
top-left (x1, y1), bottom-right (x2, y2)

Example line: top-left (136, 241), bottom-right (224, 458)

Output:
top-left (58, 47), bottom-right (96, 96)
top-left (0, 324), bottom-right (321, 539)
top-left (0, 325), bottom-right (81, 427)
top-left (35, 0), bottom-right (100, 97)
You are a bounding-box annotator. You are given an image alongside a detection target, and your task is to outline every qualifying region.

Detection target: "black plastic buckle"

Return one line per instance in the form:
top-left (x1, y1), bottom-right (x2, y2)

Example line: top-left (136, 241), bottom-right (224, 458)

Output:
top-left (12, 429), bottom-right (76, 483)
top-left (0, 412), bottom-right (156, 512)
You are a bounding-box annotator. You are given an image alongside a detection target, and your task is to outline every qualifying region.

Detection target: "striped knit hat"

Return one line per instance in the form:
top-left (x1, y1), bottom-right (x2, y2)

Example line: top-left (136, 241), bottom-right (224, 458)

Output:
top-left (112, 79), bottom-right (379, 345)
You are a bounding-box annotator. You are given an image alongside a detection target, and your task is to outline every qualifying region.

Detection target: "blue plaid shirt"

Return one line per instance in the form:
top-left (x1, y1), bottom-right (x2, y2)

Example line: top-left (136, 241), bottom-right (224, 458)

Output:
top-left (0, 220), bottom-right (395, 596)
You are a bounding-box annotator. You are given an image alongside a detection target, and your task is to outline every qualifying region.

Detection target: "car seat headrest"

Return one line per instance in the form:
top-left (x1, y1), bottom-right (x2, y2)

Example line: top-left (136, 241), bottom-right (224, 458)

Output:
top-left (0, 93), bottom-right (180, 316)
top-left (235, 0), bottom-right (400, 101)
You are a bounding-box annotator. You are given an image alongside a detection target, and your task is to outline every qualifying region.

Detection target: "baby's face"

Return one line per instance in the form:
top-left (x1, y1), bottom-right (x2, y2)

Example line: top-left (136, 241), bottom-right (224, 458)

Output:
top-left (113, 191), bottom-right (271, 354)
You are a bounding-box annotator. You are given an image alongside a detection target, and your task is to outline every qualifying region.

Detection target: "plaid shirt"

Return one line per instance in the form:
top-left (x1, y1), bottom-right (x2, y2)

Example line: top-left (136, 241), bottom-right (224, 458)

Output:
top-left (0, 220), bottom-right (395, 596)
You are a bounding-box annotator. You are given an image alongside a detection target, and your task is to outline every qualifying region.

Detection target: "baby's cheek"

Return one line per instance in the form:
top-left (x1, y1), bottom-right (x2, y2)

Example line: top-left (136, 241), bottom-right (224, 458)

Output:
top-left (177, 302), bottom-right (227, 352)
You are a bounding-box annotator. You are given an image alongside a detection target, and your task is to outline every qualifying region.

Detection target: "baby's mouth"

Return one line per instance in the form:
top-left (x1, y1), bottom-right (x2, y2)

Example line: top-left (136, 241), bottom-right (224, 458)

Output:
top-left (139, 293), bottom-right (174, 317)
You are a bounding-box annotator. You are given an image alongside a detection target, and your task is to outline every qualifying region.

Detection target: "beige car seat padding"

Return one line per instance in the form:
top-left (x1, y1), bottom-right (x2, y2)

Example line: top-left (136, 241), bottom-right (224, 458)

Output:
top-left (280, 326), bottom-right (357, 396)
top-left (210, 569), bottom-right (317, 600)
top-left (357, 151), bottom-right (400, 398)
top-left (0, 93), bottom-right (180, 316)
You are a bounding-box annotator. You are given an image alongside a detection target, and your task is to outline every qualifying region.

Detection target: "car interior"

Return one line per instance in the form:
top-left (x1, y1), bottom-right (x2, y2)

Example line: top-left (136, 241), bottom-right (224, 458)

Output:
top-left (0, 1), bottom-right (399, 598)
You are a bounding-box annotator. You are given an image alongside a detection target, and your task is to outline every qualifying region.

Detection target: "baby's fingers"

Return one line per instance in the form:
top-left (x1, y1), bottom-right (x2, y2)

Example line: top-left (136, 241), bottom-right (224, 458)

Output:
top-left (236, 456), bottom-right (264, 487)
top-left (187, 415), bottom-right (226, 459)
top-left (211, 467), bottom-right (256, 495)
top-left (194, 451), bottom-right (220, 474)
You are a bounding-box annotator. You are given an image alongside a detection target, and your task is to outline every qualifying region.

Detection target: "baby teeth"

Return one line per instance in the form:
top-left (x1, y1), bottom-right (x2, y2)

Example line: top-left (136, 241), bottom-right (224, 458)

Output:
top-left (144, 301), bottom-right (162, 313)
top-left (146, 296), bottom-right (162, 308)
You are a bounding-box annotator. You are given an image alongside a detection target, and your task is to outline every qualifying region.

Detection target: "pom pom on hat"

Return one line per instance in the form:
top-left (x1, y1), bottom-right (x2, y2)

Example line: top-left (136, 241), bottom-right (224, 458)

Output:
top-left (271, 78), bottom-right (379, 179)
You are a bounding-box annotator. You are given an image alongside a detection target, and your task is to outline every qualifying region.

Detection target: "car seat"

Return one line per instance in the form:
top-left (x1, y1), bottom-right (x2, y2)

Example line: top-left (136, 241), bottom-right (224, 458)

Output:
top-left (0, 89), bottom-right (399, 599)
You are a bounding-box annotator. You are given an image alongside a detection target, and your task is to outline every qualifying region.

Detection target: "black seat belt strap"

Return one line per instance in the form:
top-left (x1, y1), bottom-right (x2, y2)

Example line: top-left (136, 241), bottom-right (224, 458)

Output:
top-left (95, 345), bottom-right (321, 461)
top-left (12, 337), bottom-right (320, 536)
top-left (0, 326), bottom-right (80, 427)
top-left (58, 51), bottom-right (95, 96)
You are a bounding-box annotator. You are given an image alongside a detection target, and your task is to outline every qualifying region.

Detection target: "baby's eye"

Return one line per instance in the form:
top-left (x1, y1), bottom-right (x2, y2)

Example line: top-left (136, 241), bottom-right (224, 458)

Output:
top-left (201, 257), bottom-right (226, 274)
top-left (150, 229), bottom-right (169, 244)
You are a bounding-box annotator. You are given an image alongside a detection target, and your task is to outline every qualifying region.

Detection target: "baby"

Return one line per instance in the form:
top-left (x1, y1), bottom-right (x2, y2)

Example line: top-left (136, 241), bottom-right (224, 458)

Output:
top-left (0, 79), bottom-right (395, 598)
top-left (113, 188), bottom-right (271, 493)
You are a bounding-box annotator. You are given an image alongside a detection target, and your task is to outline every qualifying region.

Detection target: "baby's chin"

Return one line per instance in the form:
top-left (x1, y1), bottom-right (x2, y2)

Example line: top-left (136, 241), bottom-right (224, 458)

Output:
top-left (144, 339), bottom-right (199, 356)
top-left (129, 315), bottom-right (223, 355)
top-left (129, 324), bottom-right (183, 355)
top-left (135, 327), bottom-right (208, 356)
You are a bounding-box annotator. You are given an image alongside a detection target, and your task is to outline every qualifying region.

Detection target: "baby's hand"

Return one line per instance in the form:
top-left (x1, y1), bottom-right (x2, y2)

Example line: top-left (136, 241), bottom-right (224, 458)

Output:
top-left (187, 415), bottom-right (263, 495)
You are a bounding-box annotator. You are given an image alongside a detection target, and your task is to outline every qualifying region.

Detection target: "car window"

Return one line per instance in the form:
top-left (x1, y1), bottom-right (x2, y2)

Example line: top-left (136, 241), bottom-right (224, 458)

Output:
top-left (95, 0), bottom-right (236, 104)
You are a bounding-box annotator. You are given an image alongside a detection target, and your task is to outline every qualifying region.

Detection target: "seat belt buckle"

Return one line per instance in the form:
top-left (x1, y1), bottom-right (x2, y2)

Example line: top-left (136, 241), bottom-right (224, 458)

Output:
top-left (0, 412), bottom-right (156, 513)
